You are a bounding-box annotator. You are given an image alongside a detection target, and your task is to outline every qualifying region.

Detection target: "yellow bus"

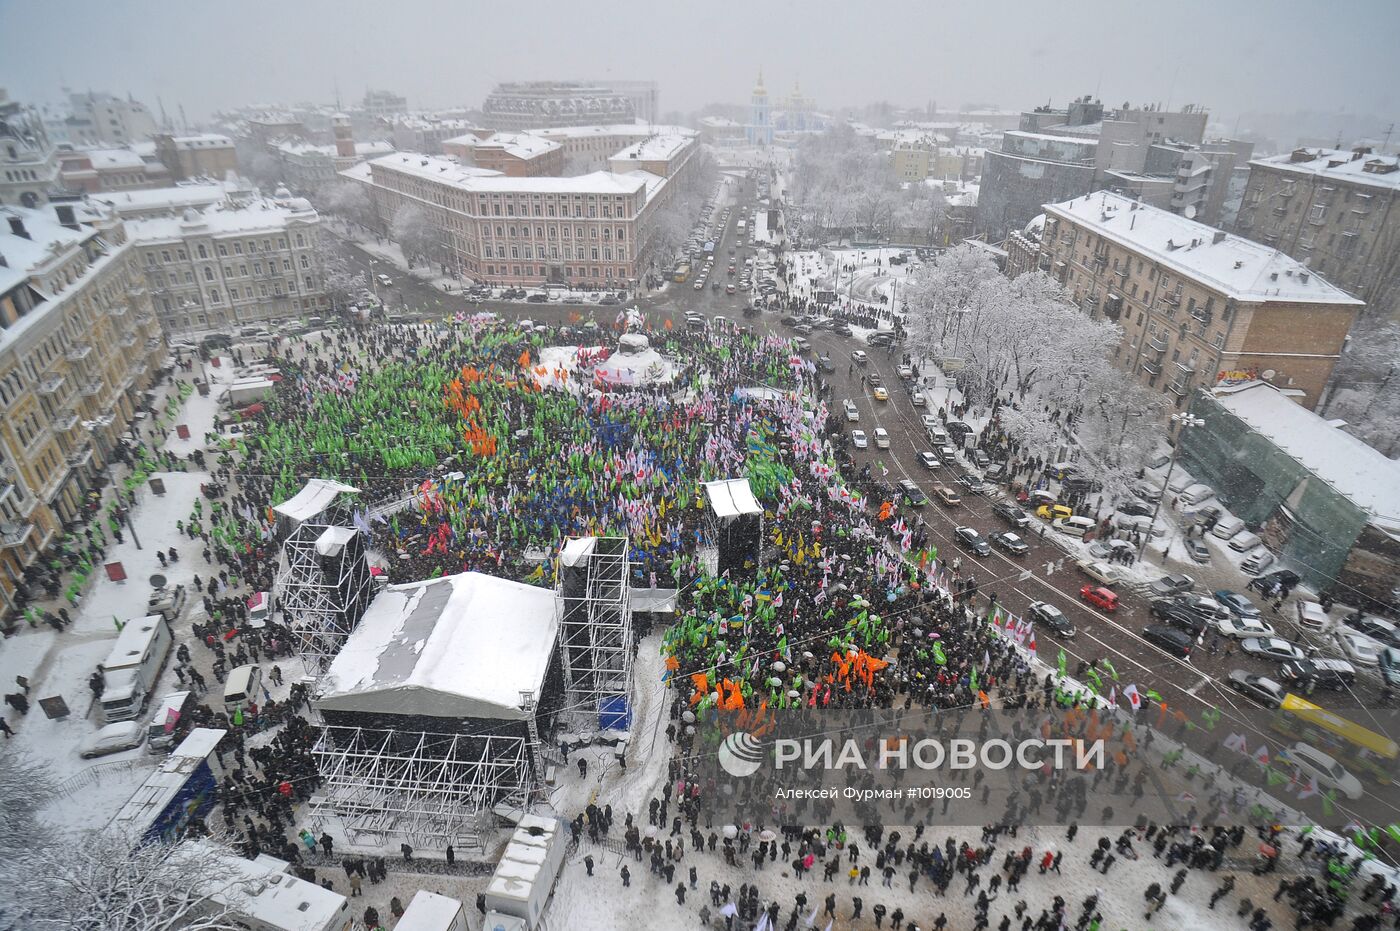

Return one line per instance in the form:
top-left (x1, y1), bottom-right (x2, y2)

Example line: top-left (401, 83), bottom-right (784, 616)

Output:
top-left (1273, 693), bottom-right (1398, 786)
top-left (672, 264), bottom-right (690, 284)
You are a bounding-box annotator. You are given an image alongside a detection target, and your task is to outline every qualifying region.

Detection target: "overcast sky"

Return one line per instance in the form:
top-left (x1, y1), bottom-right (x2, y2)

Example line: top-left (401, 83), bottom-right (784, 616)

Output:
top-left (2, 0), bottom-right (1395, 133)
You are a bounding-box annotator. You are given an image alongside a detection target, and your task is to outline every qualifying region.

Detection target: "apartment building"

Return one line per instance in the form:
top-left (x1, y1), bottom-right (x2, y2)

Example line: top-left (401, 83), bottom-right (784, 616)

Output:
top-left (57, 146), bottom-right (170, 193)
top-left (346, 153), bottom-right (676, 287)
top-left (1039, 191), bottom-right (1362, 409)
top-left (1234, 147), bottom-right (1400, 317)
top-left (125, 186), bottom-right (327, 333)
top-left (0, 201), bottom-right (165, 619)
top-left (443, 133), bottom-right (565, 178)
top-left (0, 90), bottom-right (62, 208)
top-left (481, 82), bottom-right (635, 131)
top-left (152, 133), bottom-right (238, 182)
top-left (530, 124), bottom-right (697, 173)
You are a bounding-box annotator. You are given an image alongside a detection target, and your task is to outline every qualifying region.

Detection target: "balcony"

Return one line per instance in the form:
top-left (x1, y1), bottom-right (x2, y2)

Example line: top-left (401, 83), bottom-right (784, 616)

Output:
top-left (118, 331), bottom-right (138, 348)
top-left (37, 373), bottom-right (67, 395)
top-left (1092, 253), bottom-right (1108, 267)
top-left (1148, 335), bottom-right (1169, 353)
top-left (66, 447), bottom-right (94, 469)
top-left (126, 285), bottom-right (146, 298)
top-left (51, 410), bottom-right (79, 432)
top-left (66, 343), bottom-right (93, 362)
top-left (1161, 293), bottom-right (1180, 307)
top-left (81, 378), bottom-right (104, 398)
top-left (145, 337), bottom-right (163, 353)
top-left (0, 521), bottom-right (35, 550)
top-left (1141, 359), bottom-right (1162, 376)
top-left (0, 480), bottom-right (16, 509)
top-left (1167, 380), bottom-right (1189, 397)
top-left (1173, 360), bottom-right (1196, 375)
top-left (107, 303), bottom-right (128, 318)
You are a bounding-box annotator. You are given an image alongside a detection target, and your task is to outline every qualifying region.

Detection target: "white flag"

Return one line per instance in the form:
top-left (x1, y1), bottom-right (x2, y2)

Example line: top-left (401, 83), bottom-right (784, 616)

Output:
top-left (1123, 684), bottom-right (1142, 711)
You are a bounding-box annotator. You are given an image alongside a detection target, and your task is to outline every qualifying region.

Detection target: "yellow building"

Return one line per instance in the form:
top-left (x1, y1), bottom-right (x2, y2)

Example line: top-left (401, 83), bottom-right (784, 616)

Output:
top-left (0, 200), bottom-right (164, 621)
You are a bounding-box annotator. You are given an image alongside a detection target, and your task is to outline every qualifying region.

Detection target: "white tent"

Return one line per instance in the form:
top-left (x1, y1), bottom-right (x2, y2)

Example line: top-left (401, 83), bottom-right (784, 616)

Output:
top-left (702, 478), bottom-right (762, 520)
top-left (272, 479), bottom-right (360, 524)
top-left (317, 571), bottom-right (560, 722)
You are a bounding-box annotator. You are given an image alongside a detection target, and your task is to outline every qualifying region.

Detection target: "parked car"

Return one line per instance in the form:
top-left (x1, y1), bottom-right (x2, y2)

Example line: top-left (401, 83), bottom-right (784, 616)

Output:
top-left (1075, 560), bottom-right (1122, 587)
top-left (1280, 657), bottom-right (1358, 691)
top-left (991, 531), bottom-right (1029, 555)
top-left (1080, 586), bottom-right (1119, 612)
top-left (1117, 500), bottom-right (1155, 518)
top-left (1052, 515), bottom-right (1097, 538)
top-left (954, 526), bottom-right (991, 557)
top-left (1294, 601), bottom-right (1332, 632)
top-left (1216, 616), bottom-right (1278, 639)
top-left (1278, 743), bottom-right (1363, 800)
top-left (1226, 670), bottom-right (1286, 708)
top-left (1184, 539), bottom-right (1212, 563)
top-left (1029, 602), bottom-right (1075, 638)
top-left (1228, 531), bottom-right (1262, 553)
top-left (1211, 515), bottom-right (1246, 540)
top-left (79, 720), bottom-right (146, 758)
top-left (1335, 630), bottom-right (1383, 667)
top-left (1239, 637), bottom-right (1309, 663)
top-left (1213, 590), bottom-right (1262, 619)
top-left (1177, 483), bottom-right (1216, 506)
top-left (1035, 504), bottom-right (1072, 522)
top-left (956, 475), bottom-right (991, 496)
top-left (992, 501), bottom-right (1031, 528)
top-left (1142, 624), bottom-right (1193, 659)
top-left (1342, 613), bottom-right (1400, 649)
top-left (1150, 574), bottom-right (1195, 597)
top-left (1152, 601), bottom-right (1208, 634)
top-left (1247, 569), bottom-right (1302, 596)
top-left (1240, 548), bottom-right (1276, 574)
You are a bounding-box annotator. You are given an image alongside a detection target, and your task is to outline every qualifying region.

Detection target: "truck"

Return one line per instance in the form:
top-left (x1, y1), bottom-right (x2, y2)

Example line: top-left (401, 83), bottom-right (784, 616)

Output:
top-left (483, 814), bottom-right (567, 930)
top-left (225, 378), bottom-right (275, 407)
top-left (396, 892), bottom-right (469, 931)
top-left (99, 614), bottom-right (173, 723)
top-left (146, 584), bottom-right (188, 624)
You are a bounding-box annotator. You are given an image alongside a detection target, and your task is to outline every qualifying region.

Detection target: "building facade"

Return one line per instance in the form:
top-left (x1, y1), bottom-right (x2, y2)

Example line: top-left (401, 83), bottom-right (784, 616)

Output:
top-left (125, 187), bottom-right (327, 334)
top-left (49, 91), bottom-right (158, 148)
top-left (530, 124), bottom-right (697, 173)
top-left (0, 90), bottom-right (62, 208)
top-left (152, 133), bottom-right (238, 182)
top-left (0, 201), bottom-right (165, 621)
top-left (481, 83), bottom-right (635, 131)
top-left (346, 152), bottom-right (680, 288)
top-left (390, 118), bottom-right (482, 155)
top-left (1180, 381), bottom-right (1400, 614)
top-left (362, 89), bottom-right (409, 121)
top-left (443, 133), bottom-right (565, 178)
top-left (1234, 147), bottom-right (1400, 317)
top-left (1039, 191), bottom-right (1362, 409)
top-left (57, 147), bottom-right (170, 193)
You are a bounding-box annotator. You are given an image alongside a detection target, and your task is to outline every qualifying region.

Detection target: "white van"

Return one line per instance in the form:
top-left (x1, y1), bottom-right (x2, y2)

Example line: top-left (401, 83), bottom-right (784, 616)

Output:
top-left (1053, 515), bottom-right (1097, 538)
top-left (100, 615), bottom-right (173, 723)
top-left (1229, 530), bottom-right (1263, 552)
top-left (223, 665), bottom-right (263, 713)
top-left (146, 691), bottom-right (194, 752)
top-left (1211, 515), bottom-right (1245, 540)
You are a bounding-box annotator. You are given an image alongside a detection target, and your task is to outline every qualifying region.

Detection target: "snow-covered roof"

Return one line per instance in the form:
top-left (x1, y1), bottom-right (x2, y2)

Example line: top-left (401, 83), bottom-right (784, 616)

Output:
top-left (472, 132), bottom-right (562, 159)
top-left (609, 132), bottom-right (693, 162)
top-left (124, 196), bottom-right (318, 243)
top-left (364, 152), bottom-right (653, 195)
top-left (531, 122), bottom-right (696, 140)
top-left (0, 203), bottom-right (98, 291)
top-left (1044, 191), bottom-right (1364, 306)
top-left (272, 478), bottom-right (360, 523)
top-left (175, 841), bottom-right (350, 931)
top-left (1251, 148), bottom-right (1400, 192)
top-left (699, 116), bottom-right (741, 128)
top-left (74, 147), bottom-right (147, 169)
top-left (91, 181), bottom-right (233, 216)
top-left (703, 478), bottom-right (762, 519)
top-left (317, 571), bottom-right (560, 722)
top-left (1209, 381), bottom-right (1400, 527)
top-left (399, 891), bottom-right (465, 928)
top-left (1005, 129), bottom-right (1100, 148)
top-left (169, 133), bottom-right (233, 149)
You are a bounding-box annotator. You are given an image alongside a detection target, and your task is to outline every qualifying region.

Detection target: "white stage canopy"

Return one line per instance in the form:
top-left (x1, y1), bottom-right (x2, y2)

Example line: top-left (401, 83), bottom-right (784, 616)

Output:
top-left (272, 478), bottom-right (360, 523)
top-left (702, 478), bottom-right (762, 519)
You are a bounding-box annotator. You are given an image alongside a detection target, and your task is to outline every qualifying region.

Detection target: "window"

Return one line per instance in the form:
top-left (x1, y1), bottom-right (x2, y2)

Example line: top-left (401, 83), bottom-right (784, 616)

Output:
top-left (277, 237), bottom-right (287, 249)
top-left (299, 256), bottom-right (310, 269)
top-left (294, 234), bottom-right (305, 248)
top-left (196, 244), bottom-right (208, 259)
top-left (209, 289), bottom-right (221, 304)
top-left (239, 264), bottom-right (248, 276)
top-left (159, 250), bottom-right (171, 263)
top-left (233, 242), bottom-right (243, 255)
top-left (304, 276), bottom-right (313, 290)
top-left (229, 288), bottom-right (239, 300)
top-left (203, 267), bottom-right (215, 282)
top-left (217, 243), bottom-right (228, 257)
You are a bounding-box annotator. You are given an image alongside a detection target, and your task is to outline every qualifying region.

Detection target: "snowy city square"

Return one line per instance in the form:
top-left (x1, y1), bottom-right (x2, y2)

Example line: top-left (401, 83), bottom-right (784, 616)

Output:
top-left (1, 3), bottom-right (1399, 930)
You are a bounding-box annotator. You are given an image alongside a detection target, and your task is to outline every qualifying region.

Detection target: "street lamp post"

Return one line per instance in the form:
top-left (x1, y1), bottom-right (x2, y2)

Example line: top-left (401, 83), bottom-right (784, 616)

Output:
top-left (1138, 406), bottom-right (1206, 560)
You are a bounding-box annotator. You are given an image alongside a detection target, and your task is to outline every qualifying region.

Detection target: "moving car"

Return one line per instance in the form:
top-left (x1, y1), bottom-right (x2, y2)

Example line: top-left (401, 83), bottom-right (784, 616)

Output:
top-left (79, 720), bottom-right (146, 758)
top-left (816, 354), bottom-right (836, 373)
top-left (1213, 590), bottom-right (1262, 619)
top-left (897, 479), bottom-right (928, 507)
top-left (954, 526), bottom-right (991, 557)
top-left (1215, 616), bottom-right (1277, 639)
top-left (1226, 670), bottom-right (1286, 708)
top-left (376, 274), bottom-right (393, 286)
top-left (991, 531), bottom-right (1029, 556)
top-left (851, 350), bottom-right (868, 364)
top-left (1075, 560), bottom-right (1122, 587)
top-left (1079, 586), bottom-right (1119, 612)
top-left (1239, 637), bottom-right (1308, 663)
top-left (873, 427), bottom-right (890, 449)
top-left (1142, 624), bottom-right (1193, 659)
top-left (933, 485), bottom-right (961, 506)
top-left (1150, 600), bottom-right (1208, 634)
top-left (872, 386), bottom-right (889, 402)
top-left (1149, 574), bottom-right (1195, 597)
top-left (1278, 743), bottom-right (1363, 800)
top-left (843, 400), bottom-right (860, 422)
top-left (956, 475), bottom-right (991, 496)
top-left (918, 451), bottom-right (940, 470)
top-left (992, 501), bottom-right (1031, 528)
top-left (1030, 602), bottom-right (1075, 638)
top-left (851, 430), bottom-right (868, 449)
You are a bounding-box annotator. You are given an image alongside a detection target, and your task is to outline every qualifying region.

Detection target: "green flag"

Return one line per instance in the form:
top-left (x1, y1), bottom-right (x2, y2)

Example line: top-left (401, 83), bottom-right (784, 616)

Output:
top-left (1057, 649), bottom-right (1068, 678)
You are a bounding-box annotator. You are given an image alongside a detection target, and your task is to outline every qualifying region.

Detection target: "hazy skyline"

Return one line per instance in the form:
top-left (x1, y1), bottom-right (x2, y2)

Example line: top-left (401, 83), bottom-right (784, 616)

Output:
top-left (2, 0), bottom-right (1397, 138)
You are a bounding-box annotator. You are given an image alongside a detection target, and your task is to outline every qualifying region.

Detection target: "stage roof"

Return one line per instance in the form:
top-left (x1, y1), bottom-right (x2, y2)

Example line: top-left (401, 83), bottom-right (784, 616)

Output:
top-left (702, 478), bottom-right (761, 519)
top-left (317, 571), bottom-right (559, 722)
top-left (272, 478), bottom-right (360, 523)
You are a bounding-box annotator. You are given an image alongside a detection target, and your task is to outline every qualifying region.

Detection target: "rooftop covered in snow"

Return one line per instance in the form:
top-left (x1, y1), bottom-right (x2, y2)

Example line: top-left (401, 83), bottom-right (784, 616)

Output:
top-left (362, 152), bottom-right (658, 196)
top-left (1210, 381), bottom-right (1400, 527)
top-left (1044, 191), bottom-right (1364, 306)
top-left (1251, 147), bottom-right (1400, 191)
top-left (316, 571), bottom-right (560, 722)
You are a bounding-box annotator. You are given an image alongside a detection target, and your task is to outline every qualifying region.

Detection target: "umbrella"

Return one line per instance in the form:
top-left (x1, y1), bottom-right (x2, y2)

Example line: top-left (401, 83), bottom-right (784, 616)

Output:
top-left (759, 829), bottom-right (777, 842)
top-left (1258, 843), bottom-right (1278, 858)
top-left (722, 825), bottom-right (738, 839)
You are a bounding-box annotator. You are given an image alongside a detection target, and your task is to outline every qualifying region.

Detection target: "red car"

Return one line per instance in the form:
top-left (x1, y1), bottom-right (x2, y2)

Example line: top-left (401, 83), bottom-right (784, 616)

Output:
top-left (1080, 585), bottom-right (1119, 612)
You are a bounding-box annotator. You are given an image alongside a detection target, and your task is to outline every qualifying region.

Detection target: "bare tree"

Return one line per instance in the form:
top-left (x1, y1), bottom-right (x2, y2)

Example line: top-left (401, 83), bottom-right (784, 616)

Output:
top-left (390, 204), bottom-right (443, 271)
top-left (0, 750), bottom-right (52, 860)
top-left (9, 833), bottom-right (257, 931)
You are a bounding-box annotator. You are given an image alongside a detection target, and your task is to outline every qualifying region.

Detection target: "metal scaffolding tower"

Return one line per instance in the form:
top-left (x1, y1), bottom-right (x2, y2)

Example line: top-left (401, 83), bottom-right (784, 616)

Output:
top-left (558, 536), bottom-right (633, 729)
top-left (276, 524), bottom-right (373, 671)
top-left (309, 726), bottom-right (532, 852)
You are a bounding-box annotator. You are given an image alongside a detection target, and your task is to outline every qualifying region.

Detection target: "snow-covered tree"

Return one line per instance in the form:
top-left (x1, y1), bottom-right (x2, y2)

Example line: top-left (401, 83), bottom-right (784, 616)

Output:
top-left (9, 833), bottom-right (253, 931)
top-left (390, 204), bottom-right (443, 270)
top-left (1073, 370), bottom-right (1173, 502)
top-left (0, 750), bottom-right (52, 860)
top-left (902, 243), bottom-right (1003, 365)
top-left (315, 237), bottom-right (366, 312)
top-left (324, 180), bottom-right (374, 231)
